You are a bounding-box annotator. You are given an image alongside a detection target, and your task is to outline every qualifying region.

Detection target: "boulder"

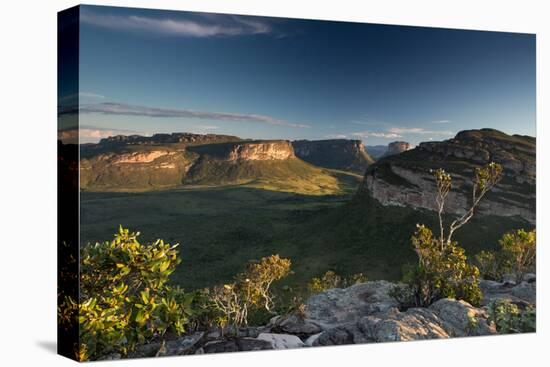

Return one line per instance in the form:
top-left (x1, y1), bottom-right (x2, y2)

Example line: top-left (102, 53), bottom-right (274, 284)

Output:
top-left (479, 279), bottom-right (536, 306)
top-left (312, 298), bottom-right (496, 346)
top-left (202, 338), bottom-right (273, 354)
top-left (156, 332), bottom-right (204, 356)
top-left (428, 299), bottom-right (495, 337)
top-left (256, 333), bottom-right (305, 349)
top-left (269, 312), bottom-right (323, 336)
top-left (305, 280), bottom-right (399, 329)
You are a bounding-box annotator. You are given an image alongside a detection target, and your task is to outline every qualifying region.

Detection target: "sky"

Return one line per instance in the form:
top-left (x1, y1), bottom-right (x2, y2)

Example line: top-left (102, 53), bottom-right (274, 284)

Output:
top-left (59, 5), bottom-right (536, 145)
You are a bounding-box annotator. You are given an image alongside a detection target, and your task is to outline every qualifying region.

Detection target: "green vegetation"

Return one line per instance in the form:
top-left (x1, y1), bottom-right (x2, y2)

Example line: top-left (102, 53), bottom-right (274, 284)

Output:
top-left (392, 163), bottom-right (503, 307)
top-left (476, 229), bottom-right (536, 282)
top-left (59, 227), bottom-right (202, 361)
top-left (308, 270), bottom-right (367, 293)
top-left (209, 255), bottom-right (291, 330)
top-left (488, 299), bottom-right (536, 333)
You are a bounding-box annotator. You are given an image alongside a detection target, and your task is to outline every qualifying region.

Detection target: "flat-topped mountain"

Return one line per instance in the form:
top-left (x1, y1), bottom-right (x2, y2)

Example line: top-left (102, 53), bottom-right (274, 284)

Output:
top-left (79, 137), bottom-right (357, 195)
top-left (358, 129), bottom-right (535, 223)
top-left (292, 139), bottom-right (374, 173)
top-left (98, 132), bottom-right (241, 146)
top-left (384, 141), bottom-right (411, 157)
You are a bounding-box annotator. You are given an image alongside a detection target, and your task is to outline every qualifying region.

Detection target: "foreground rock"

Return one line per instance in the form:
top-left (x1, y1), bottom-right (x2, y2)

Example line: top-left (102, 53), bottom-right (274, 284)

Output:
top-left (479, 275), bottom-right (536, 306)
top-left (314, 298), bottom-right (496, 346)
top-left (305, 280), bottom-right (399, 329)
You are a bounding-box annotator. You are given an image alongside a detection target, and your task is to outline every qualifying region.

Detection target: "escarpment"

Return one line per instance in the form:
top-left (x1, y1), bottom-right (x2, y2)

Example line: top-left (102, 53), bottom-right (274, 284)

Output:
top-left (359, 129), bottom-right (535, 224)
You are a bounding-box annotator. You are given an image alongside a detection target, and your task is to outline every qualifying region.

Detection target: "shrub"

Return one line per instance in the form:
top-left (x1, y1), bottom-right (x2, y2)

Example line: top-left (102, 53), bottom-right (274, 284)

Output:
top-left (209, 254), bottom-right (291, 330)
top-left (58, 227), bottom-right (196, 361)
top-left (488, 299), bottom-right (536, 333)
top-left (308, 271), bottom-right (367, 293)
top-left (395, 163), bottom-right (502, 308)
top-left (475, 250), bottom-right (503, 281)
top-left (475, 229), bottom-right (536, 282)
top-left (499, 229), bottom-right (536, 283)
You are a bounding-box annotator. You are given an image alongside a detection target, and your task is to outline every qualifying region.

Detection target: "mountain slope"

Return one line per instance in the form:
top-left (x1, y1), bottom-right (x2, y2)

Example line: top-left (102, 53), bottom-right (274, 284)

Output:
top-left (359, 129), bottom-right (535, 223)
top-left (80, 138), bottom-right (353, 195)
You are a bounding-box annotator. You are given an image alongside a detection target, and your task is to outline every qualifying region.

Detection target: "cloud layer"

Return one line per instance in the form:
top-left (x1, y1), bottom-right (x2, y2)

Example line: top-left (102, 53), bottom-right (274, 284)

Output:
top-left (61, 102), bottom-right (309, 128)
top-left (81, 10), bottom-right (274, 38)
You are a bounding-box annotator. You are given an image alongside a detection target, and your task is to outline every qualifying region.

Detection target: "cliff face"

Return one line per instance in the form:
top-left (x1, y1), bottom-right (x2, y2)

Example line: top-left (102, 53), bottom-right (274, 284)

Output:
top-left (359, 129), bottom-right (535, 224)
top-left (384, 141), bottom-right (411, 157)
top-left (292, 139), bottom-right (374, 173)
top-left (79, 138), bottom-right (340, 193)
top-left (189, 140), bottom-right (295, 161)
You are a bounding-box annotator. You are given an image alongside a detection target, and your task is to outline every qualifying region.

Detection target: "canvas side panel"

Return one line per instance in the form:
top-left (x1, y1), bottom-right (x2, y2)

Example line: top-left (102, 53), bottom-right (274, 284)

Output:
top-left (57, 5), bottom-right (80, 362)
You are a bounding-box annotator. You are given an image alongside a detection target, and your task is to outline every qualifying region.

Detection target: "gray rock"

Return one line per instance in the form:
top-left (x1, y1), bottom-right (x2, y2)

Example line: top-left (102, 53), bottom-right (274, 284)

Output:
top-left (157, 332), bottom-right (204, 356)
top-left (305, 280), bottom-right (399, 329)
top-left (429, 299), bottom-right (495, 337)
top-left (257, 333), bottom-right (304, 349)
top-left (269, 312), bottom-right (322, 336)
top-left (304, 332), bottom-right (323, 346)
top-left (312, 298), bottom-right (496, 346)
top-left (479, 279), bottom-right (536, 306)
top-left (202, 338), bottom-right (273, 354)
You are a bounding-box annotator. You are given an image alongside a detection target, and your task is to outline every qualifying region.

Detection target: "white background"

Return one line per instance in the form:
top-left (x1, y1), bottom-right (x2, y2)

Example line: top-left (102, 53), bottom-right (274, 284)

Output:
top-left (0, 0), bottom-right (548, 365)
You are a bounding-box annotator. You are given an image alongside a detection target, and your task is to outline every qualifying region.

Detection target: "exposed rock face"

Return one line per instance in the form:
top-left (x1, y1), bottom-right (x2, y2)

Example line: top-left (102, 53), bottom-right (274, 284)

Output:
top-left (479, 275), bottom-right (536, 306)
top-left (384, 141), bottom-right (411, 157)
top-left (190, 140), bottom-right (296, 161)
top-left (304, 281), bottom-right (399, 329)
top-left (359, 129), bottom-right (535, 224)
top-left (292, 139), bottom-right (374, 173)
top-left (313, 298), bottom-right (496, 346)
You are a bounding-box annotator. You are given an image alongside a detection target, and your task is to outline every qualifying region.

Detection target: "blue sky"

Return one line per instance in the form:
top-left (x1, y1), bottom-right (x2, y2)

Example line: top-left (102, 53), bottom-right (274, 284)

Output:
top-left (64, 5), bottom-right (536, 145)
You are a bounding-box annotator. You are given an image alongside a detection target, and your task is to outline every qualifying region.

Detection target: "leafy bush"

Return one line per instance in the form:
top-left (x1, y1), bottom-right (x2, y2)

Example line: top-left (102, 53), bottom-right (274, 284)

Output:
top-left (307, 270), bottom-right (367, 293)
top-left (488, 299), bottom-right (536, 333)
top-left (209, 254), bottom-right (291, 330)
top-left (499, 229), bottom-right (536, 283)
top-left (397, 225), bottom-right (482, 307)
top-left (475, 229), bottom-right (536, 282)
top-left (58, 227), bottom-right (197, 361)
top-left (475, 250), bottom-right (504, 281)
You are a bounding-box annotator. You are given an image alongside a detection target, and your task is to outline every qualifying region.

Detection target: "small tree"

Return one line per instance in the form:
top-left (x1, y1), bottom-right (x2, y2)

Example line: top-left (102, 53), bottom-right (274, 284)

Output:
top-left (396, 162), bottom-right (503, 307)
top-left (209, 254), bottom-right (291, 331)
top-left (499, 229), bottom-right (536, 283)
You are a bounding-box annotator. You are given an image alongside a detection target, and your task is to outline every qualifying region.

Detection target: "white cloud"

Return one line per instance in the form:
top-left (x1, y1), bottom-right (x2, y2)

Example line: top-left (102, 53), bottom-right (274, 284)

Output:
top-left (63, 102), bottom-right (309, 128)
top-left (81, 10), bottom-right (273, 38)
top-left (58, 125), bottom-right (147, 144)
top-left (388, 127), bottom-right (454, 136)
top-left (351, 131), bottom-right (403, 139)
top-left (59, 92), bottom-right (105, 102)
top-left (324, 134), bottom-right (348, 139)
top-left (432, 119), bottom-right (452, 124)
top-left (193, 125), bottom-right (220, 130)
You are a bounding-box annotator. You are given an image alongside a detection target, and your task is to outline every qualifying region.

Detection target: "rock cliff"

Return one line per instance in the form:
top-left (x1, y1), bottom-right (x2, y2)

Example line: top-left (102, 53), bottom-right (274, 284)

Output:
top-left (292, 139), bottom-right (374, 173)
top-left (359, 129), bottom-right (535, 224)
top-left (384, 141), bottom-right (411, 157)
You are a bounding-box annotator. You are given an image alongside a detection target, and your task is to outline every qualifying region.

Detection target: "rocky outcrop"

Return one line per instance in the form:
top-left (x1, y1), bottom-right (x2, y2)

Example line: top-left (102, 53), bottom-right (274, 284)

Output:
top-left (359, 129), bottom-right (535, 224)
top-left (383, 141), bottom-right (411, 157)
top-left (111, 278), bottom-right (535, 359)
top-left (189, 140), bottom-right (296, 161)
top-left (292, 139), bottom-right (374, 173)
